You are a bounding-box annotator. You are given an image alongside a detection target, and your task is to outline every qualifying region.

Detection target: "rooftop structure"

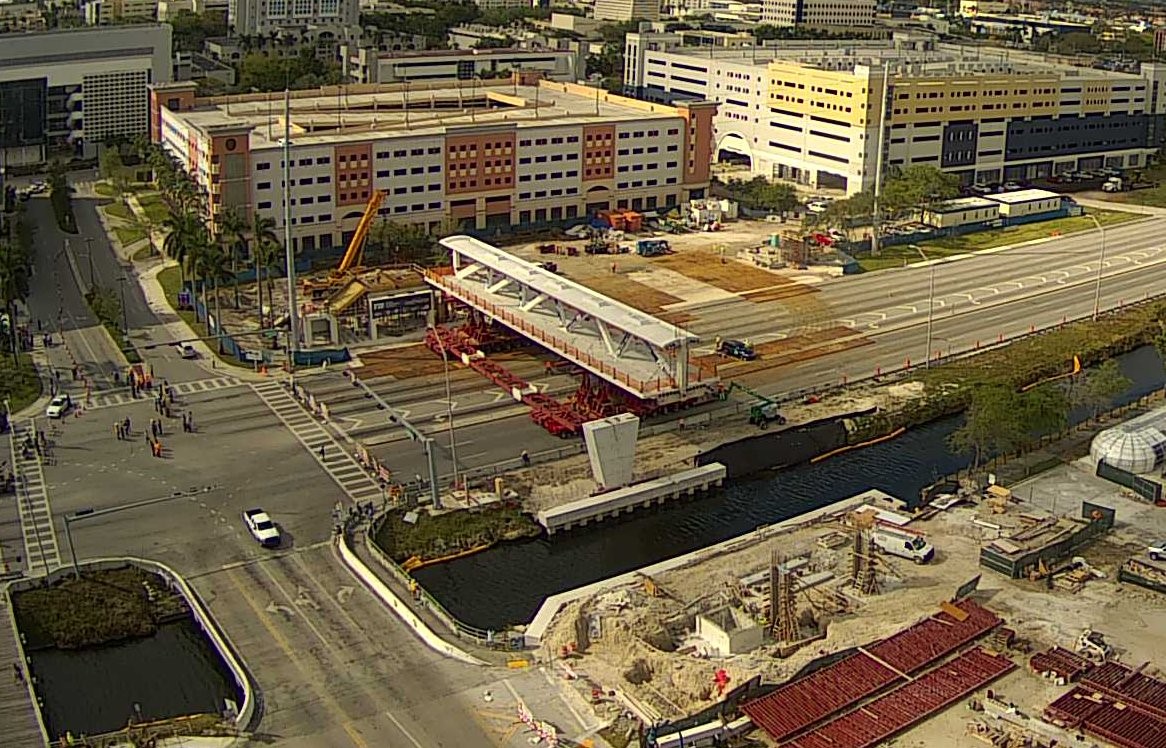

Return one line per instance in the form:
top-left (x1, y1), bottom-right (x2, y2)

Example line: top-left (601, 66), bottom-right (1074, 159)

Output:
top-left (624, 32), bottom-right (1166, 195)
top-left (340, 44), bottom-right (585, 85)
top-left (1091, 406), bottom-right (1166, 474)
top-left (151, 78), bottom-right (716, 244)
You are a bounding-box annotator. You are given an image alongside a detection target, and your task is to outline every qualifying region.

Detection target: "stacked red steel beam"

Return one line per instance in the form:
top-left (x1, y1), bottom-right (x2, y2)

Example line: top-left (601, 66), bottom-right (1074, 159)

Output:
top-left (788, 648), bottom-right (1017, 748)
top-left (1029, 646), bottom-right (1094, 682)
top-left (741, 653), bottom-right (902, 742)
top-left (1046, 688), bottom-right (1166, 748)
top-left (744, 599), bottom-right (1001, 742)
top-left (1081, 662), bottom-right (1166, 721)
top-left (865, 599), bottom-right (1002, 674)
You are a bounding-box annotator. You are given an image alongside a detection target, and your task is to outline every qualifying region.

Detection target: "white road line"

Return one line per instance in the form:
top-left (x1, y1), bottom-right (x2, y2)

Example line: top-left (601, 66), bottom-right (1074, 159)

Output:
top-left (383, 710), bottom-right (425, 748)
top-left (254, 559), bottom-right (336, 654)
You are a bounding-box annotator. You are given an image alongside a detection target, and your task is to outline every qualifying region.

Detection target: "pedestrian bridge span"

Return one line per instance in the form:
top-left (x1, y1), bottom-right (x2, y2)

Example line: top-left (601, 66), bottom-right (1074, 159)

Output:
top-left (426, 235), bottom-right (717, 404)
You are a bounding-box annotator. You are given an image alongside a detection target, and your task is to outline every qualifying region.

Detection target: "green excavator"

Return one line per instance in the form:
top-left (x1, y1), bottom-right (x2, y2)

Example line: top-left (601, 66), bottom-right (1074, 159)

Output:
top-left (720, 381), bottom-right (787, 429)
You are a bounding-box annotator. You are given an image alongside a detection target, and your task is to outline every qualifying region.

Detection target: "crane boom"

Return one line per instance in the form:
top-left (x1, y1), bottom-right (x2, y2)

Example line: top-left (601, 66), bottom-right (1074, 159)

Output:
top-left (337, 190), bottom-right (385, 273)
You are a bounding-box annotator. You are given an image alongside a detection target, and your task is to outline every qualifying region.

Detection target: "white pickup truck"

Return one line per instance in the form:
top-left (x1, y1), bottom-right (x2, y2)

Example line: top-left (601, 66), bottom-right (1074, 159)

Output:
top-left (872, 527), bottom-right (935, 564)
top-left (242, 508), bottom-right (281, 548)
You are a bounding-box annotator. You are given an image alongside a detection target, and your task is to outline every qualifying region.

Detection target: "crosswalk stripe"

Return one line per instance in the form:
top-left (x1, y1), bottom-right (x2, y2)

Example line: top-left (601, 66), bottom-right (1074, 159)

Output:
top-left (7, 421), bottom-right (62, 576)
top-left (250, 380), bottom-right (385, 506)
top-left (85, 376), bottom-right (244, 410)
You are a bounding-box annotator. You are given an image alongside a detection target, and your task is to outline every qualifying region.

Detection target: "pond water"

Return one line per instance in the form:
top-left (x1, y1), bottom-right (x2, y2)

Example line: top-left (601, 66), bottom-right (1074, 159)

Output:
top-left (30, 617), bottom-right (240, 740)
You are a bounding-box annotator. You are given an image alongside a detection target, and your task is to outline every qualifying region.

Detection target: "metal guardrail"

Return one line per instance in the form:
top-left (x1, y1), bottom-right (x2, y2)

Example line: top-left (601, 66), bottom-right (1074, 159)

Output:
top-left (363, 519), bottom-right (500, 645)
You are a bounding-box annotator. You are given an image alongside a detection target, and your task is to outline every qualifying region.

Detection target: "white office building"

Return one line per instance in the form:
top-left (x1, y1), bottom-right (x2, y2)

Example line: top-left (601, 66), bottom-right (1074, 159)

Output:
top-left (760, 0), bottom-right (875, 26)
top-left (341, 45), bottom-right (585, 84)
top-left (0, 24), bottom-right (172, 165)
top-left (594, 0), bottom-right (660, 23)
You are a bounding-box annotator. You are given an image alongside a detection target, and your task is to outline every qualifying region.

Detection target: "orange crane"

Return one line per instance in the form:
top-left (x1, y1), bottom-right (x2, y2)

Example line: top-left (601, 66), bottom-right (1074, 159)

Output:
top-left (337, 189), bottom-right (385, 274)
top-left (301, 189), bottom-right (385, 303)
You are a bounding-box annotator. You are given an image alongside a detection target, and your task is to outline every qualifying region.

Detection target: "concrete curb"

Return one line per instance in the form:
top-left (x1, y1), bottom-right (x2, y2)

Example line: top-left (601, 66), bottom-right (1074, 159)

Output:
top-left (334, 533), bottom-right (487, 666)
top-left (4, 556), bottom-right (258, 737)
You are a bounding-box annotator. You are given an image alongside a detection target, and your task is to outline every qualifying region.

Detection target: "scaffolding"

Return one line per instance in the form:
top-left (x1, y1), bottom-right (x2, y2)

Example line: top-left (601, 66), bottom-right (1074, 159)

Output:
top-left (771, 550), bottom-right (798, 644)
top-left (850, 528), bottom-right (880, 595)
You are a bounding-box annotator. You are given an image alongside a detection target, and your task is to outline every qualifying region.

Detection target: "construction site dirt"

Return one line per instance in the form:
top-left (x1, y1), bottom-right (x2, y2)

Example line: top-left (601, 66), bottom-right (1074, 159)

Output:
top-left (532, 461), bottom-right (1166, 747)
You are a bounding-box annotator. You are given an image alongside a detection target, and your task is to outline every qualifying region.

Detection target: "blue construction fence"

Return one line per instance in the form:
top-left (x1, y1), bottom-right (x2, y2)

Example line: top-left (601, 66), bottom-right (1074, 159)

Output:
top-left (192, 293), bottom-right (350, 368)
top-left (845, 207), bottom-right (1073, 256)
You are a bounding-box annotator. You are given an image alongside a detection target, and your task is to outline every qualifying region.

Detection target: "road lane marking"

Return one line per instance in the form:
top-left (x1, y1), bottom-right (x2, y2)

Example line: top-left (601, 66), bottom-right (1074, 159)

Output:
top-left (342, 722), bottom-right (371, 748)
top-left (255, 559), bottom-right (336, 653)
top-left (383, 710), bottom-right (425, 748)
top-left (223, 568), bottom-right (365, 748)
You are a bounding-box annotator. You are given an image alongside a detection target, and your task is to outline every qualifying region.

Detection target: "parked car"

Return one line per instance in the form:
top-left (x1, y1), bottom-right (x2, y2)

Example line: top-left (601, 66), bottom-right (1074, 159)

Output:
top-left (180, 345), bottom-right (198, 359)
top-left (243, 508), bottom-right (281, 548)
top-left (45, 394), bottom-right (72, 419)
top-left (1149, 541), bottom-right (1166, 561)
top-left (717, 339), bottom-right (757, 361)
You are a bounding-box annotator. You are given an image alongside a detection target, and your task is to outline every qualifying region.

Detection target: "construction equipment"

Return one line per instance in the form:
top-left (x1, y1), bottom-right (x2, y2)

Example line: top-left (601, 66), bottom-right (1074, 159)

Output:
top-left (300, 189), bottom-right (385, 301)
top-left (338, 189), bottom-right (385, 273)
top-left (720, 381), bottom-right (786, 429)
top-left (636, 239), bottom-right (671, 257)
top-left (1075, 629), bottom-right (1112, 664)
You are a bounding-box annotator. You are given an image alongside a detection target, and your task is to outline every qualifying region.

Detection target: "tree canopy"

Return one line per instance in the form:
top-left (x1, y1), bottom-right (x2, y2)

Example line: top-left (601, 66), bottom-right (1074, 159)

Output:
top-left (880, 165), bottom-right (961, 220)
top-left (362, 1), bottom-right (548, 46)
top-left (719, 177), bottom-right (800, 215)
top-left (239, 50), bottom-right (342, 92)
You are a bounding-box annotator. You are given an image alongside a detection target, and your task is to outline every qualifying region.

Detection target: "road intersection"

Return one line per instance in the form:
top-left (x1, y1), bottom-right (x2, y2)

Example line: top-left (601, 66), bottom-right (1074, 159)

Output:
top-left (6, 188), bottom-right (1166, 747)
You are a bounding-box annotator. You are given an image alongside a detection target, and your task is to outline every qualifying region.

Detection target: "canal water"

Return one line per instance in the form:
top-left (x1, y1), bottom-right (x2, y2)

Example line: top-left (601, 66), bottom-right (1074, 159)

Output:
top-left (30, 617), bottom-right (240, 740)
top-left (415, 345), bottom-right (1166, 631)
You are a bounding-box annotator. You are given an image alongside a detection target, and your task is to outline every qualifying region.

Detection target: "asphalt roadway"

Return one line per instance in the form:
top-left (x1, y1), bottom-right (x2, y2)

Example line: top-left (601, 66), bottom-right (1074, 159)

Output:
top-left (318, 213), bottom-right (1166, 482)
top-left (6, 193), bottom-right (534, 747)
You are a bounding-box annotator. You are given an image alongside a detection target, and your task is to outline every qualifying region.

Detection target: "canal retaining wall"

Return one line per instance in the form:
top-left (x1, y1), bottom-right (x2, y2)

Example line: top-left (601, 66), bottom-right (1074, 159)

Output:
top-left (524, 492), bottom-right (871, 647)
top-left (697, 414), bottom-right (857, 479)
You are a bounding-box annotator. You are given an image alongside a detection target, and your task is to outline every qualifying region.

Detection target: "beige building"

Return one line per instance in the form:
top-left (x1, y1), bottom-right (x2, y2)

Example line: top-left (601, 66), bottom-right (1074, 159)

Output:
top-left (0, 1), bottom-right (45, 32)
top-left (83, 0), bottom-right (158, 24)
top-left (149, 78), bottom-right (716, 247)
top-left (340, 46), bottom-right (585, 85)
top-left (626, 31), bottom-right (1166, 194)
top-left (594, 0), bottom-right (659, 23)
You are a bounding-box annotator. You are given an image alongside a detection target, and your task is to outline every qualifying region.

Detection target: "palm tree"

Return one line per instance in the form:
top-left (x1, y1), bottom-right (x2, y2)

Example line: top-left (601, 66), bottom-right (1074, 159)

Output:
top-left (0, 238), bottom-right (32, 365)
top-left (162, 211), bottom-right (203, 287)
top-left (192, 243), bottom-right (231, 346)
top-left (247, 214), bottom-right (279, 330)
top-left (218, 208), bottom-right (248, 310)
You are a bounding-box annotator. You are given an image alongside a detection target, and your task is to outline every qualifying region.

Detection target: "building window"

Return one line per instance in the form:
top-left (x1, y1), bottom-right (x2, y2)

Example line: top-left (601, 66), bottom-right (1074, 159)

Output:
top-left (258, 182), bottom-right (271, 190)
top-left (258, 201), bottom-right (272, 209)
top-left (257, 162), bottom-right (271, 170)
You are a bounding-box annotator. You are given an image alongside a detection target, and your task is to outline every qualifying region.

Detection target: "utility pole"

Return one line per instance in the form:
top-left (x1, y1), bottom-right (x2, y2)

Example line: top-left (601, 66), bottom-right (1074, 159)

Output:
top-left (925, 262), bottom-right (936, 368)
top-left (871, 61), bottom-right (890, 257)
top-left (84, 236), bottom-right (95, 291)
top-left (1088, 214), bottom-right (1106, 321)
top-left (430, 328), bottom-right (459, 493)
top-left (282, 88), bottom-right (300, 365)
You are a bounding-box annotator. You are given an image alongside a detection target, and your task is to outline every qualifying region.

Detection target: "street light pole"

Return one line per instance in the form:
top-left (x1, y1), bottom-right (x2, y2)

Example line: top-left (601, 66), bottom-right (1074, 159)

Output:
top-left (1088, 214), bottom-right (1106, 321)
top-left (84, 237), bottom-right (95, 290)
top-left (925, 262), bottom-right (936, 369)
top-left (117, 276), bottom-right (129, 336)
top-left (430, 328), bottom-right (459, 493)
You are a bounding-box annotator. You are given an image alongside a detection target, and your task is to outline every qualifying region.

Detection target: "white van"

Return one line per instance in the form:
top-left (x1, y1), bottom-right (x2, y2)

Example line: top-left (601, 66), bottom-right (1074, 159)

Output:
top-left (872, 528), bottom-right (935, 564)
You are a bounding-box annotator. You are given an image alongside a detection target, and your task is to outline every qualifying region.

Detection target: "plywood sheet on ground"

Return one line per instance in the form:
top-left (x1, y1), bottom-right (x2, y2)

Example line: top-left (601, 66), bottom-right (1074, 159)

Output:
top-left (581, 274), bottom-right (684, 313)
top-left (694, 326), bottom-right (870, 377)
top-left (656, 251), bottom-right (801, 293)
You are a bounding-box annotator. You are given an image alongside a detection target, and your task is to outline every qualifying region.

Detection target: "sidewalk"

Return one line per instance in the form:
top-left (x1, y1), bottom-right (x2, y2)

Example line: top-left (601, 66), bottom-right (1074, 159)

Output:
top-left (347, 528), bottom-right (515, 666)
top-left (0, 602), bottom-right (47, 746)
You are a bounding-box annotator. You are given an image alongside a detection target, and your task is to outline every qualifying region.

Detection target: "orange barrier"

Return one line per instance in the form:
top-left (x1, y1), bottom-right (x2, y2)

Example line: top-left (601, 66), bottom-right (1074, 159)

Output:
top-left (810, 427), bottom-right (907, 464)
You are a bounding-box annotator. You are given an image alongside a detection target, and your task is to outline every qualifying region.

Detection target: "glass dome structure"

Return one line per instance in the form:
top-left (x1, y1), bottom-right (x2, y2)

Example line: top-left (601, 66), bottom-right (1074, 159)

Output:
top-left (1090, 407), bottom-right (1166, 474)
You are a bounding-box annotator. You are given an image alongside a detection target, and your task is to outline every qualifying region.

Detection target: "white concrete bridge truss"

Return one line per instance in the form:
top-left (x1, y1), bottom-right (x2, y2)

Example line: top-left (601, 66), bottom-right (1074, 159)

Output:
top-left (428, 235), bottom-right (717, 402)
